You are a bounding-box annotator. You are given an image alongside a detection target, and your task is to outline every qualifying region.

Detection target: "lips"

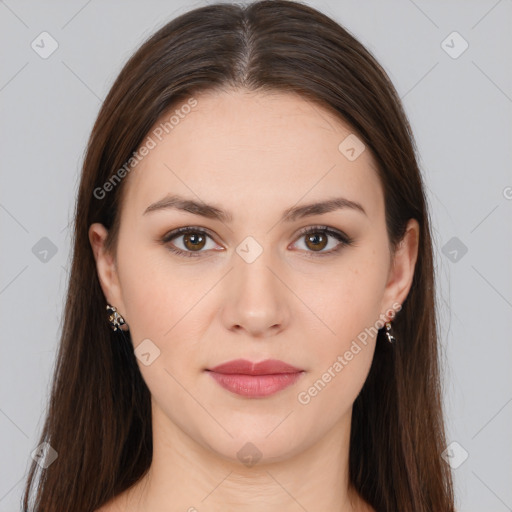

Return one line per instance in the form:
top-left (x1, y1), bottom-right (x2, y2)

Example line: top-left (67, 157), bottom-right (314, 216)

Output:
top-left (209, 358), bottom-right (303, 375)
top-left (206, 359), bottom-right (304, 398)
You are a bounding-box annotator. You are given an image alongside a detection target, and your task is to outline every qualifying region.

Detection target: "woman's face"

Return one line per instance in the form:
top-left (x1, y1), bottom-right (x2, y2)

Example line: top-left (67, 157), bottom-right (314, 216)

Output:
top-left (90, 89), bottom-right (418, 464)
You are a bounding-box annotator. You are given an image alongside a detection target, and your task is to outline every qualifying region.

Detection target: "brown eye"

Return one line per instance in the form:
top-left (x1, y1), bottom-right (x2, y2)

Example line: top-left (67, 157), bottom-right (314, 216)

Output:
top-left (304, 232), bottom-right (328, 251)
top-left (163, 227), bottom-right (219, 258)
top-left (292, 226), bottom-right (353, 256)
top-left (182, 232), bottom-right (206, 251)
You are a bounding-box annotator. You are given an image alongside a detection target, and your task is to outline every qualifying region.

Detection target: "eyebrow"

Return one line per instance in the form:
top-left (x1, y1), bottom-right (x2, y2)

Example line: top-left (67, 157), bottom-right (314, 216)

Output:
top-left (143, 194), bottom-right (367, 222)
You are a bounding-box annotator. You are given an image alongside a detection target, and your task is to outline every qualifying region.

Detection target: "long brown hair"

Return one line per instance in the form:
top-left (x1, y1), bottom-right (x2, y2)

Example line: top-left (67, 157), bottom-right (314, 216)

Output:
top-left (22, 1), bottom-right (455, 510)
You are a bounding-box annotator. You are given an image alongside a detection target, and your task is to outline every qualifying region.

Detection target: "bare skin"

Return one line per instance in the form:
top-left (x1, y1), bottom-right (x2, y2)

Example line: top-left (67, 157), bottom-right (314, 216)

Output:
top-left (91, 88), bottom-right (419, 512)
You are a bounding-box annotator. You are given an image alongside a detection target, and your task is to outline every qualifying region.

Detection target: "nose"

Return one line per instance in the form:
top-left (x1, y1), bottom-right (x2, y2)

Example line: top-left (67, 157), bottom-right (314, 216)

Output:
top-left (220, 244), bottom-right (291, 338)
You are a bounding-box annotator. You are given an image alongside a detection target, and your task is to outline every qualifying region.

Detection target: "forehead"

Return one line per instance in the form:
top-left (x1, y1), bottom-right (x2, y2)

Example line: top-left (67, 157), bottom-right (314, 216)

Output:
top-left (121, 89), bottom-right (384, 223)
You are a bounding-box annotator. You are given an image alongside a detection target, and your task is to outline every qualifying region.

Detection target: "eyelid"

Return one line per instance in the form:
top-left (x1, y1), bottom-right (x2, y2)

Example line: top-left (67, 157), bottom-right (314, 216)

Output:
top-left (290, 225), bottom-right (353, 257)
top-left (294, 224), bottom-right (351, 242)
top-left (161, 224), bottom-right (353, 257)
top-left (161, 226), bottom-right (222, 258)
top-left (162, 225), bottom-right (217, 242)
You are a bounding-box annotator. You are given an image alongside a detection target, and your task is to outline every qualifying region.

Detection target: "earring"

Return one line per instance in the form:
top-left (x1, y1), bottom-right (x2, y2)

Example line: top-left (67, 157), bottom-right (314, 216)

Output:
top-left (385, 321), bottom-right (396, 344)
top-left (106, 304), bottom-right (127, 332)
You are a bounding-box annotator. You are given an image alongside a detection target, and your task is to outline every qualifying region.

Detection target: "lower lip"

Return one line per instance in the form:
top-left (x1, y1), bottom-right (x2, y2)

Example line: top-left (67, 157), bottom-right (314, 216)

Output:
top-left (207, 371), bottom-right (304, 397)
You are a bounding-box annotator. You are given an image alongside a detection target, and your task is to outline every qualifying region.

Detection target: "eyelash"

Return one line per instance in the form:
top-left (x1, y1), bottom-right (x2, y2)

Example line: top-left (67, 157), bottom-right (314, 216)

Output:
top-left (161, 225), bottom-right (353, 259)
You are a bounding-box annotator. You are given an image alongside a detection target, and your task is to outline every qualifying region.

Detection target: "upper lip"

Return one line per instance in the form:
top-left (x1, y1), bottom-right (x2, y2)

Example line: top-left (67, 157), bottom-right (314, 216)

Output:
top-left (208, 359), bottom-right (303, 375)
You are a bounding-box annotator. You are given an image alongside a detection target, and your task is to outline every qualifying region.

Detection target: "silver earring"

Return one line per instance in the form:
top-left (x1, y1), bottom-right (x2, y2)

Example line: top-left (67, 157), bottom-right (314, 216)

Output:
top-left (385, 321), bottom-right (396, 344)
top-left (106, 304), bottom-right (127, 332)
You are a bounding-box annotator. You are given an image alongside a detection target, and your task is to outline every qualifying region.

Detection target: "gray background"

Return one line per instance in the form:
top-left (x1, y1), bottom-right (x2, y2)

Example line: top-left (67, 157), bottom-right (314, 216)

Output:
top-left (1, 0), bottom-right (511, 511)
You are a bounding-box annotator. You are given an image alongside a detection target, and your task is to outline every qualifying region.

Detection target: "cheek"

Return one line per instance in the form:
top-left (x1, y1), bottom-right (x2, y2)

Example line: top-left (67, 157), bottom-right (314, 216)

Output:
top-left (116, 247), bottom-right (208, 415)
top-left (119, 231), bottom-right (388, 357)
top-left (117, 225), bottom-right (386, 357)
top-left (295, 342), bottom-right (375, 419)
top-left (297, 251), bottom-right (387, 346)
top-left (116, 241), bottom-right (217, 368)
top-left (294, 274), bottom-right (382, 413)
top-left (115, 238), bottom-right (178, 342)
top-left (291, 250), bottom-right (387, 400)
top-left (112, 228), bottom-right (388, 453)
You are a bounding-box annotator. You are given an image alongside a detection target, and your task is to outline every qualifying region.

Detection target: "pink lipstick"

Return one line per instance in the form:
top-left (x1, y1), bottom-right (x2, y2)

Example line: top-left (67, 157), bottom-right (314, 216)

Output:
top-left (206, 359), bottom-right (304, 398)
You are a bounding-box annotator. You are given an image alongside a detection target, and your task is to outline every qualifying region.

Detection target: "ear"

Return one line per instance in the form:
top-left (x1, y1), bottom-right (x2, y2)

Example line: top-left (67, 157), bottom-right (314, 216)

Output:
top-left (88, 223), bottom-right (126, 313)
top-left (380, 218), bottom-right (420, 320)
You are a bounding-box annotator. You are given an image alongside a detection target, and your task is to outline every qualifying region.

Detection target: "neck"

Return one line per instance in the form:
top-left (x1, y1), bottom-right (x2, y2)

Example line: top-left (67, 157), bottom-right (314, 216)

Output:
top-left (118, 401), bottom-right (371, 512)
